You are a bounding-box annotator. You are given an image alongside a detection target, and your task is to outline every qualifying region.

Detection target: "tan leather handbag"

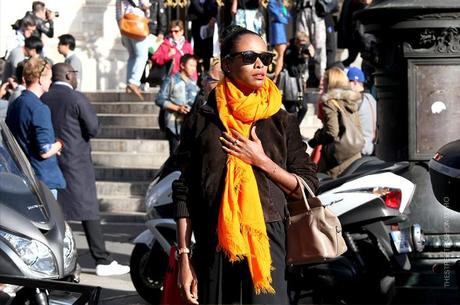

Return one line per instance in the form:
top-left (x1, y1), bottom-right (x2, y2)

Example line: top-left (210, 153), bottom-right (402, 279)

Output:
top-left (286, 175), bottom-right (347, 265)
top-left (119, 13), bottom-right (149, 40)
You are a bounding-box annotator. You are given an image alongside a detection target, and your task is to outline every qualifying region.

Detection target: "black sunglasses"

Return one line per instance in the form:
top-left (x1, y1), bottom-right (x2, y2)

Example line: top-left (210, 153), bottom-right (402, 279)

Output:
top-left (227, 51), bottom-right (275, 66)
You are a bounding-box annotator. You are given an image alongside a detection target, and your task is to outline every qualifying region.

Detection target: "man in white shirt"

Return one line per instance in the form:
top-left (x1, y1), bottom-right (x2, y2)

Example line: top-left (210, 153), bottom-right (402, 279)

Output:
top-left (57, 34), bottom-right (82, 90)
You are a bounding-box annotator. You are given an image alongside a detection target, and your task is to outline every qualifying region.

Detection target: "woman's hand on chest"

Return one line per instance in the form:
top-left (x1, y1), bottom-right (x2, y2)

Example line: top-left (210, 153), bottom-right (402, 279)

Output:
top-left (220, 126), bottom-right (270, 168)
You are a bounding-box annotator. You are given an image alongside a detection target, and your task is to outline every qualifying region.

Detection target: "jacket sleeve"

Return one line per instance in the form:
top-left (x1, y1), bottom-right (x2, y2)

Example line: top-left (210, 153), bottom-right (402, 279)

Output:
top-left (32, 104), bottom-right (55, 155)
top-left (284, 112), bottom-right (319, 195)
top-left (152, 42), bottom-right (172, 65)
top-left (38, 20), bottom-right (54, 38)
top-left (155, 76), bottom-right (174, 109)
top-left (76, 92), bottom-right (101, 139)
top-left (172, 108), bottom-right (200, 219)
top-left (312, 100), bottom-right (340, 145)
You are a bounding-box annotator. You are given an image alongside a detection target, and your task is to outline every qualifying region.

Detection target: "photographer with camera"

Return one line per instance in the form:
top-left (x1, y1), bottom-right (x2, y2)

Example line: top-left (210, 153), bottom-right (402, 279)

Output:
top-left (12, 1), bottom-right (57, 40)
top-left (281, 31), bottom-right (315, 123)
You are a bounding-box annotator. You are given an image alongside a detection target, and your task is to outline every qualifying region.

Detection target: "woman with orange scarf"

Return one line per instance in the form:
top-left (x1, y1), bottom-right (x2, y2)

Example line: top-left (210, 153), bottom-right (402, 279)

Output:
top-left (173, 26), bottom-right (319, 304)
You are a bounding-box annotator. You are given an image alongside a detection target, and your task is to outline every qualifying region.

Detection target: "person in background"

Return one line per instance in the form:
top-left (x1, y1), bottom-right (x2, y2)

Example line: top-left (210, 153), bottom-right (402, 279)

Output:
top-left (231, 0), bottom-right (265, 36)
top-left (57, 34), bottom-right (82, 90)
top-left (3, 20), bottom-right (40, 82)
top-left (201, 58), bottom-right (224, 99)
top-left (308, 67), bottom-right (362, 178)
top-left (152, 20), bottom-right (194, 78)
top-left (0, 82), bottom-right (9, 120)
top-left (115, 0), bottom-right (151, 101)
top-left (5, 58), bottom-right (65, 198)
top-left (148, 0), bottom-right (167, 39)
top-left (28, 1), bottom-right (55, 39)
top-left (2, 46), bottom-right (25, 83)
top-left (347, 66), bottom-right (376, 155)
top-left (188, 0), bottom-right (218, 72)
top-left (268, 0), bottom-right (290, 83)
top-left (42, 63), bottom-right (130, 276)
top-left (6, 15), bottom-right (36, 55)
top-left (283, 31), bottom-right (315, 123)
top-left (155, 54), bottom-right (199, 155)
top-left (295, 0), bottom-right (327, 86)
top-left (23, 36), bottom-right (48, 61)
top-left (8, 62), bottom-right (26, 103)
top-left (173, 26), bottom-right (318, 304)
top-left (337, 0), bottom-right (373, 67)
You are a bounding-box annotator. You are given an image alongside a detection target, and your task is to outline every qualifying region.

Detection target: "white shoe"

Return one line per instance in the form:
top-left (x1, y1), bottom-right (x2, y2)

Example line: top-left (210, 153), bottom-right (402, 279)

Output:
top-left (96, 260), bottom-right (130, 276)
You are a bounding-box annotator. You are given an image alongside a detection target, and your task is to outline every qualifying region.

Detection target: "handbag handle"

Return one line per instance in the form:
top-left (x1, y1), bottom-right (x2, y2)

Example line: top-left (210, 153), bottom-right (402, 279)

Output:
top-left (293, 174), bottom-right (316, 211)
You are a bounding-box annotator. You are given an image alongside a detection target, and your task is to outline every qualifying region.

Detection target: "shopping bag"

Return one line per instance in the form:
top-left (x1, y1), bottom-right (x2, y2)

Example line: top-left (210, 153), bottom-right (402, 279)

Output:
top-left (160, 246), bottom-right (184, 305)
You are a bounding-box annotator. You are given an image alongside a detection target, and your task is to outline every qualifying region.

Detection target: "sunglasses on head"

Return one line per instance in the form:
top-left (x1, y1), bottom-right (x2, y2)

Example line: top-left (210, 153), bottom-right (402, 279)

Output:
top-left (227, 51), bottom-right (275, 66)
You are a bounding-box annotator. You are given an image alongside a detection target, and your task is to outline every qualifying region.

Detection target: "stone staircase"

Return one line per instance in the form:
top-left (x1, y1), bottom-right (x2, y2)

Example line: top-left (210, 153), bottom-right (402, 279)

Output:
top-left (87, 91), bottom-right (168, 215)
top-left (87, 90), bottom-right (322, 216)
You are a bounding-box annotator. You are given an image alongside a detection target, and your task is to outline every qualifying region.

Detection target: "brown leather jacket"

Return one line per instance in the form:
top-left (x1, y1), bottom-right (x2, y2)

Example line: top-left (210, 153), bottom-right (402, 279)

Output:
top-left (173, 91), bottom-right (318, 258)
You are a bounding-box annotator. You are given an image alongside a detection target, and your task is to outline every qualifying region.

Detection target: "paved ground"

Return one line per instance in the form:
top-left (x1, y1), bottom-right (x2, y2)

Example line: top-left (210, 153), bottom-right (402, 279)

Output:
top-left (69, 218), bottom-right (150, 305)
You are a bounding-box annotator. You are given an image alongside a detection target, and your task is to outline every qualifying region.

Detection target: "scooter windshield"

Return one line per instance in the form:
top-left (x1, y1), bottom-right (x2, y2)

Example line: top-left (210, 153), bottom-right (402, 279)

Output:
top-left (0, 121), bottom-right (49, 223)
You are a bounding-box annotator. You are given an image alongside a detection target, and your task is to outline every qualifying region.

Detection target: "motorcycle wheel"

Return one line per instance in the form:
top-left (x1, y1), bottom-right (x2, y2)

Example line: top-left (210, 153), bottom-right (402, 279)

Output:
top-left (130, 243), bottom-right (168, 304)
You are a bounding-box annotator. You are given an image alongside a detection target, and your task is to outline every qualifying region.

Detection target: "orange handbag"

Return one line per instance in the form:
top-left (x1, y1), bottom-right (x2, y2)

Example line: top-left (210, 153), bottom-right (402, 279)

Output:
top-left (119, 13), bottom-right (149, 40)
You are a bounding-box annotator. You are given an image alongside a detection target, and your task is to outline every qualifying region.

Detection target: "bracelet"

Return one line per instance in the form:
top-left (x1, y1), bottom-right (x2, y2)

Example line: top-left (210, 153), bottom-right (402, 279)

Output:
top-left (176, 247), bottom-right (192, 259)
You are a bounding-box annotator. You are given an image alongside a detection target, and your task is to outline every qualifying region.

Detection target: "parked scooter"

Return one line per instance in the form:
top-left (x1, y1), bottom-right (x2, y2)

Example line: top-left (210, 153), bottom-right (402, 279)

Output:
top-left (0, 122), bottom-right (80, 304)
top-left (130, 156), bottom-right (425, 304)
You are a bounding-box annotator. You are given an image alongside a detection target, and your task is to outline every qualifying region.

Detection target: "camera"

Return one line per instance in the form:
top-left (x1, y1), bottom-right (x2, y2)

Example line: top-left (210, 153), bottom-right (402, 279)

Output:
top-left (46, 9), bottom-right (59, 19)
top-left (299, 43), bottom-right (312, 57)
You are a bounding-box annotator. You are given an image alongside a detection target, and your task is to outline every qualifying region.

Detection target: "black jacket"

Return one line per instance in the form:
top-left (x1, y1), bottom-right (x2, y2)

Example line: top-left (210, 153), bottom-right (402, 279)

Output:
top-left (173, 90), bottom-right (318, 260)
top-left (42, 84), bottom-right (101, 220)
top-left (148, 0), bottom-right (167, 35)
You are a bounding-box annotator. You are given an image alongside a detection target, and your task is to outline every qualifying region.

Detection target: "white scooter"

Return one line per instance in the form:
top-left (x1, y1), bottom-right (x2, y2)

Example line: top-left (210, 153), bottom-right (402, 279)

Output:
top-left (130, 156), bottom-right (425, 304)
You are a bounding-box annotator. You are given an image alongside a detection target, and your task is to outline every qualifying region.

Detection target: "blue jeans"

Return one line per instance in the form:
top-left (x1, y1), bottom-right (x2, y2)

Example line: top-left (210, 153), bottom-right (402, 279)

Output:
top-left (121, 36), bottom-right (149, 86)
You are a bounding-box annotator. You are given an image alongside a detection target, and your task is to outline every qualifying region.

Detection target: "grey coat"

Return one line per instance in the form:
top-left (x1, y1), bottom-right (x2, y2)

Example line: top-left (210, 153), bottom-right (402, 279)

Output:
top-left (42, 83), bottom-right (101, 220)
top-left (65, 53), bottom-right (83, 91)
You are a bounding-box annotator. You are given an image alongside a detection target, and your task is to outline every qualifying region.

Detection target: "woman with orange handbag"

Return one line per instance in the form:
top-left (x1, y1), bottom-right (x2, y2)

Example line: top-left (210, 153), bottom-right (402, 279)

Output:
top-left (115, 0), bottom-right (151, 100)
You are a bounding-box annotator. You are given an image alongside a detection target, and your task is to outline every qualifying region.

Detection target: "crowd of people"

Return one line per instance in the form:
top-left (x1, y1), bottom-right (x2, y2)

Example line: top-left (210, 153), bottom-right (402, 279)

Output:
top-left (0, 1), bottom-right (130, 277)
top-left (0, 0), bottom-right (378, 300)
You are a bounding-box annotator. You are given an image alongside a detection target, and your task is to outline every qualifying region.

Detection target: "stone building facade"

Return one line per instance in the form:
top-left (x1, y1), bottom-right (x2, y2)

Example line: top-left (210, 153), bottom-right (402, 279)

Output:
top-left (0, 0), bottom-right (128, 91)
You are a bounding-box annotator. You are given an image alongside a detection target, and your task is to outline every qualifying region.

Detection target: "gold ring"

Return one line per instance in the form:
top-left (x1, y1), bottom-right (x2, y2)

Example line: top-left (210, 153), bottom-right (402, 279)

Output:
top-left (233, 140), bottom-right (238, 146)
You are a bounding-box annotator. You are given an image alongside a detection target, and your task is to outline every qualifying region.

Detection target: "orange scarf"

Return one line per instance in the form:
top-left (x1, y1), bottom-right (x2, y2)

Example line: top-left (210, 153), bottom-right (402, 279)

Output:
top-left (215, 76), bottom-right (281, 294)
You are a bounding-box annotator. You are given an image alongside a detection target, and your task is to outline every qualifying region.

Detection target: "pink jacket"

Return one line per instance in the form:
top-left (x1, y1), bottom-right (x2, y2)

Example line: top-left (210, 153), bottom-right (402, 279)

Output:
top-left (152, 37), bottom-right (193, 76)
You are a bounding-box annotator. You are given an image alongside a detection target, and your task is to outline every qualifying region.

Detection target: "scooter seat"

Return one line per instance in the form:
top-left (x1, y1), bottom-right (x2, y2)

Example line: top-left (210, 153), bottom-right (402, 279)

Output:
top-left (318, 157), bottom-right (395, 193)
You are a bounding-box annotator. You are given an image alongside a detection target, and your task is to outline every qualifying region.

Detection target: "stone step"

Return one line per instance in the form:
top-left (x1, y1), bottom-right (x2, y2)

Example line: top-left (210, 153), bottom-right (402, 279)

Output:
top-left (99, 195), bottom-right (145, 213)
top-left (98, 114), bottom-right (158, 128)
top-left (94, 167), bottom-right (157, 181)
top-left (93, 102), bottom-right (159, 114)
top-left (92, 151), bottom-right (168, 169)
top-left (91, 139), bottom-right (169, 154)
top-left (86, 91), bottom-right (158, 102)
top-left (96, 181), bottom-right (150, 197)
top-left (97, 127), bottom-right (165, 139)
